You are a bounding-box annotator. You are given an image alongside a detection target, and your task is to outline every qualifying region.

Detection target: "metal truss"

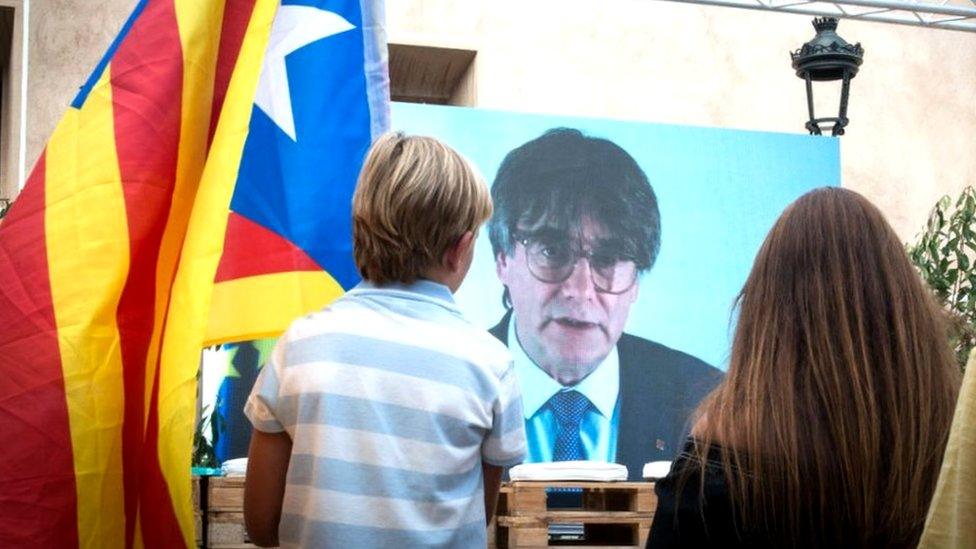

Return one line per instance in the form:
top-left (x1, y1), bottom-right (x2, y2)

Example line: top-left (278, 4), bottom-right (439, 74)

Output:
top-left (661, 0), bottom-right (976, 32)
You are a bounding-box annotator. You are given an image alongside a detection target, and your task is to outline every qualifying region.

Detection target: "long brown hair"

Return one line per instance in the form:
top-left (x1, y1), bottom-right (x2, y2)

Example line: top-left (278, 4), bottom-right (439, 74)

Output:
top-left (689, 187), bottom-right (960, 546)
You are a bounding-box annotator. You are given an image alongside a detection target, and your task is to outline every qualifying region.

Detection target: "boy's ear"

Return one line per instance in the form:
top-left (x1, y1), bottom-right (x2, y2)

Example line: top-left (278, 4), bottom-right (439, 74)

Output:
top-left (445, 231), bottom-right (475, 272)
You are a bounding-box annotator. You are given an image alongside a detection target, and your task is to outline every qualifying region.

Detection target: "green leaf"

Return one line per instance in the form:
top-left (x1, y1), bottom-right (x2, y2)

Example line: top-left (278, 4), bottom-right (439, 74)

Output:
top-left (955, 192), bottom-right (967, 209)
top-left (909, 186), bottom-right (976, 372)
top-left (929, 239), bottom-right (941, 262)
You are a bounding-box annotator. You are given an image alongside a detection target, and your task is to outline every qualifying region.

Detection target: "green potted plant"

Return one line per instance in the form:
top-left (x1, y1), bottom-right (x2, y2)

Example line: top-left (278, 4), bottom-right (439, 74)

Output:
top-left (908, 186), bottom-right (976, 372)
top-left (192, 400), bottom-right (224, 472)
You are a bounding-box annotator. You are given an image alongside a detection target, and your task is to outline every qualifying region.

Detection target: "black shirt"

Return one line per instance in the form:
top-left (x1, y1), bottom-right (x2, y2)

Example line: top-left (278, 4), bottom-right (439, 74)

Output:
top-left (646, 438), bottom-right (773, 548)
top-left (647, 439), bottom-right (915, 548)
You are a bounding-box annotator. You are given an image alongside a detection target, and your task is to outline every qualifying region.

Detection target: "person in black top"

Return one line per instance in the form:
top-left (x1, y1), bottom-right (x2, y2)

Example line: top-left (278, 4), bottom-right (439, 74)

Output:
top-left (647, 188), bottom-right (961, 548)
top-left (647, 439), bottom-right (748, 548)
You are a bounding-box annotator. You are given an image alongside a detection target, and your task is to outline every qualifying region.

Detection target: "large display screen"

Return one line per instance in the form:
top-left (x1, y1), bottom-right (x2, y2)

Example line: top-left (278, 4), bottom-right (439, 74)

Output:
top-left (392, 103), bottom-right (840, 474)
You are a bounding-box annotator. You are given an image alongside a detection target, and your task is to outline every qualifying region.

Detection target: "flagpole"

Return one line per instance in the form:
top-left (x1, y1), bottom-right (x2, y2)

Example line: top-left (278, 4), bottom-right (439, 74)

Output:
top-left (17, 0), bottom-right (28, 190)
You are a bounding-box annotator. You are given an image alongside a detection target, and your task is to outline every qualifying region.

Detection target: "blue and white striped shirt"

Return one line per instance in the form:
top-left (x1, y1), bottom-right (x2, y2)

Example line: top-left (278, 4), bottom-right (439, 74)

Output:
top-left (245, 280), bottom-right (526, 548)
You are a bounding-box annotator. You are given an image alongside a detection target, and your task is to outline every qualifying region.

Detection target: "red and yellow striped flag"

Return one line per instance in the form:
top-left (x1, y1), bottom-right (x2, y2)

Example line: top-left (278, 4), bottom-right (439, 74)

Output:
top-left (0, 0), bottom-right (277, 546)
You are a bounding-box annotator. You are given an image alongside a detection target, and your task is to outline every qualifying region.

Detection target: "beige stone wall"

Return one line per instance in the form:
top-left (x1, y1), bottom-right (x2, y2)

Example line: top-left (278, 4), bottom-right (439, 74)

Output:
top-left (15, 0), bottom-right (976, 241)
top-left (24, 0), bottom-right (131, 179)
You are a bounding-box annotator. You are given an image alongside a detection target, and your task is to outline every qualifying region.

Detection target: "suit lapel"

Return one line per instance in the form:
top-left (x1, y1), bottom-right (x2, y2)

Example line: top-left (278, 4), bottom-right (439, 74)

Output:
top-left (489, 310), bottom-right (511, 344)
top-left (616, 334), bottom-right (675, 479)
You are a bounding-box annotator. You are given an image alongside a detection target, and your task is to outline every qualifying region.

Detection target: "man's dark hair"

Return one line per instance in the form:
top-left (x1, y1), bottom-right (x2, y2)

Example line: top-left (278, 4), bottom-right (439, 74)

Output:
top-left (488, 127), bottom-right (661, 273)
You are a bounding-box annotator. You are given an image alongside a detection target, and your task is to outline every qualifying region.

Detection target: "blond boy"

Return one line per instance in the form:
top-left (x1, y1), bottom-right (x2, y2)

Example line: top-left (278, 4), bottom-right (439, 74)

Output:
top-left (243, 133), bottom-right (526, 548)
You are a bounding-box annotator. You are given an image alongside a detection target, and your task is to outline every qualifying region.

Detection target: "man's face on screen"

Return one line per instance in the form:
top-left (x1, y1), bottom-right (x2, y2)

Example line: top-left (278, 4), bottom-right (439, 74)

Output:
top-left (497, 216), bottom-right (638, 385)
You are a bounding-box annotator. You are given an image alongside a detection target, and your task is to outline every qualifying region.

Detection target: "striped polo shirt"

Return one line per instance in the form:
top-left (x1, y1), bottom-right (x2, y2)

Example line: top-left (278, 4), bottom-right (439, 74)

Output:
top-left (245, 280), bottom-right (527, 548)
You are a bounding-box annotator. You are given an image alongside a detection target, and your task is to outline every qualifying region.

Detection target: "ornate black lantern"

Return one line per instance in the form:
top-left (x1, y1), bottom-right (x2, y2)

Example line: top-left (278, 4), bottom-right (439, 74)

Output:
top-left (790, 17), bottom-right (864, 136)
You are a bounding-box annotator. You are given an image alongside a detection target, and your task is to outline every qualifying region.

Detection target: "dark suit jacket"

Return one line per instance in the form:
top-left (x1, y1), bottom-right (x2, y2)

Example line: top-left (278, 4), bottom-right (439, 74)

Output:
top-left (490, 311), bottom-right (723, 480)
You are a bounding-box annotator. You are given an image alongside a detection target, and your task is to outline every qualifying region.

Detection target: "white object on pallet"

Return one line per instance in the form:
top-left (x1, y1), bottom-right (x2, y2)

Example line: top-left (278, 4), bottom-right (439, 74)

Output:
top-left (642, 460), bottom-right (673, 480)
top-left (509, 460), bottom-right (628, 481)
top-left (221, 457), bottom-right (248, 477)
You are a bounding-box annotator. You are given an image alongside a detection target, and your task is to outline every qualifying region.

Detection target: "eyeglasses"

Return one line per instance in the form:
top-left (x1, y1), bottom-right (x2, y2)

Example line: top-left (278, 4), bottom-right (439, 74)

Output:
top-left (514, 233), bottom-right (638, 294)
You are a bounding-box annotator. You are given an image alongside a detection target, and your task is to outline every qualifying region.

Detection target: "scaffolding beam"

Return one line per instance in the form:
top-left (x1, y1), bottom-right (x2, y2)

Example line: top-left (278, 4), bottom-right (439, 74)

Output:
top-left (660, 0), bottom-right (976, 32)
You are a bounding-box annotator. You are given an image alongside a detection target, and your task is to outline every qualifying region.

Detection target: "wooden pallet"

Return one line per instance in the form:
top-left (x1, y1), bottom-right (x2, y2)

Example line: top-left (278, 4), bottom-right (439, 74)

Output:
top-left (491, 481), bottom-right (657, 548)
top-left (191, 476), bottom-right (258, 549)
top-left (208, 476), bottom-right (257, 549)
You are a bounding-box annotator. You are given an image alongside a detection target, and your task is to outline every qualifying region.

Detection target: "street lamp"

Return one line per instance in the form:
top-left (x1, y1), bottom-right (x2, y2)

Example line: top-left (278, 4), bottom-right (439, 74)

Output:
top-left (791, 17), bottom-right (864, 136)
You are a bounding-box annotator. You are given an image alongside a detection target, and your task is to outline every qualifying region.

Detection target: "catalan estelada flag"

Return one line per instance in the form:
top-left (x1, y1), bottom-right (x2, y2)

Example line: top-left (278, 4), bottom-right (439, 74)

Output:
top-left (0, 0), bottom-right (386, 545)
top-left (205, 0), bottom-right (389, 344)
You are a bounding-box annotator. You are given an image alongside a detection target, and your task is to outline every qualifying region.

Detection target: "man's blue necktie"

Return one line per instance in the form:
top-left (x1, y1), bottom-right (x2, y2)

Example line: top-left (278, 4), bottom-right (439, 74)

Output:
top-left (550, 389), bottom-right (591, 461)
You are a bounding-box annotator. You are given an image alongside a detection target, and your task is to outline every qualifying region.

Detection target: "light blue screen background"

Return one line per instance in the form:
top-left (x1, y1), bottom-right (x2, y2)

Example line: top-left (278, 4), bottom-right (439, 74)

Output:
top-left (392, 103), bottom-right (840, 370)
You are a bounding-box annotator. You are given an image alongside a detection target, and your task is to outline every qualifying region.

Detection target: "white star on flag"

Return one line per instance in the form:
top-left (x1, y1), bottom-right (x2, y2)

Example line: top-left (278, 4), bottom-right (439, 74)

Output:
top-left (254, 5), bottom-right (355, 141)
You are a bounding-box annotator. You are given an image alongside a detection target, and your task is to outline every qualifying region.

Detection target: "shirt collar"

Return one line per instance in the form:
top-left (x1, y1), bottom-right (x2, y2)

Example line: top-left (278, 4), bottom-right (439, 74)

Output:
top-left (508, 314), bottom-right (619, 419)
top-left (352, 279), bottom-right (457, 306)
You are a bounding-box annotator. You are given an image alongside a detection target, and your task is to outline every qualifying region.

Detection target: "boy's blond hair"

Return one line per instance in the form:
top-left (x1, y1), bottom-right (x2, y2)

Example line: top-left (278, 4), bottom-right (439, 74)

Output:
top-left (353, 132), bottom-right (492, 284)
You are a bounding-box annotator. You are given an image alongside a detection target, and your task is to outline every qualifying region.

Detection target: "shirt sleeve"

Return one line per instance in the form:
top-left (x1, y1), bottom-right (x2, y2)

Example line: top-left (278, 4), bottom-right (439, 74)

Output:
top-left (482, 362), bottom-right (528, 467)
top-left (244, 339), bottom-right (286, 434)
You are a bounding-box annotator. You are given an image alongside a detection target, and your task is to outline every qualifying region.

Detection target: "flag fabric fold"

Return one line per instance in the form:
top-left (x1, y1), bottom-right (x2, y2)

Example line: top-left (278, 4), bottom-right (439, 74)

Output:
top-left (0, 0), bottom-right (279, 546)
top-left (1, 0), bottom-right (389, 545)
top-left (205, 0), bottom-right (390, 345)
